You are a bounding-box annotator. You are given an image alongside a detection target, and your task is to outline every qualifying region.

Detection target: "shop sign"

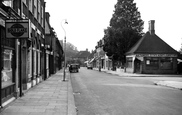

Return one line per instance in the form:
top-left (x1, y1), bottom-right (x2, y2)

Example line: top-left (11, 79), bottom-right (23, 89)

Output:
top-left (136, 54), bottom-right (177, 57)
top-left (5, 19), bottom-right (29, 39)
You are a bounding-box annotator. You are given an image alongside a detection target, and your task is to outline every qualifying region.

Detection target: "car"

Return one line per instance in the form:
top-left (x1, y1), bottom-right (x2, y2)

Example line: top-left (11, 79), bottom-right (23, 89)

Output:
top-left (87, 63), bottom-right (93, 69)
top-left (69, 64), bottom-right (79, 73)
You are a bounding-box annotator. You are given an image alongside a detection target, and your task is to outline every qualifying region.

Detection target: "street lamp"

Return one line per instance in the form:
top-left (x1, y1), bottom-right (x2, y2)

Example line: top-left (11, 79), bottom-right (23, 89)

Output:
top-left (61, 19), bottom-right (68, 81)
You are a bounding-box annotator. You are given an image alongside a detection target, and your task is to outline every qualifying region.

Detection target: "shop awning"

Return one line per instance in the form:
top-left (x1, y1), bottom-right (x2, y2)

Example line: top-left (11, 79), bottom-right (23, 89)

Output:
top-left (84, 61), bottom-right (89, 64)
top-left (177, 59), bottom-right (182, 63)
top-left (89, 57), bottom-right (96, 63)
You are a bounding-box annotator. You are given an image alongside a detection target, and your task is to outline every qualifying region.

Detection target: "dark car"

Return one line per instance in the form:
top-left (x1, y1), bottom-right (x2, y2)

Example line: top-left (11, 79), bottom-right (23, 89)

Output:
top-left (69, 64), bottom-right (79, 73)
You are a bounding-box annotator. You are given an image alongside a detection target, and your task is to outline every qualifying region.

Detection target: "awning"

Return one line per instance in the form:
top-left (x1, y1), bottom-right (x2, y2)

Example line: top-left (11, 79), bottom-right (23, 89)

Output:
top-left (89, 57), bottom-right (96, 63)
top-left (177, 59), bottom-right (182, 64)
top-left (84, 61), bottom-right (89, 64)
top-left (136, 57), bottom-right (144, 61)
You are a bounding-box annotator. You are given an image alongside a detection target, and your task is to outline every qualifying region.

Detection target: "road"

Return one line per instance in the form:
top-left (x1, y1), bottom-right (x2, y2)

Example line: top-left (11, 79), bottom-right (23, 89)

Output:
top-left (70, 67), bottom-right (182, 115)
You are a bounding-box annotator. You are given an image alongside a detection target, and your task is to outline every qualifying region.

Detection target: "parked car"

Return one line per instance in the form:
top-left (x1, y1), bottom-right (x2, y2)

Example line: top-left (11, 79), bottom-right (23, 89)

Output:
top-left (87, 63), bottom-right (93, 69)
top-left (69, 64), bottom-right (79, 73)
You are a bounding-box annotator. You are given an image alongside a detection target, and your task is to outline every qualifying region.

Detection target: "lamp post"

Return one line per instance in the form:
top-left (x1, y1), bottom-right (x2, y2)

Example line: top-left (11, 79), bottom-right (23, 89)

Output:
top-left (61, 19), bottom-right (68, 81)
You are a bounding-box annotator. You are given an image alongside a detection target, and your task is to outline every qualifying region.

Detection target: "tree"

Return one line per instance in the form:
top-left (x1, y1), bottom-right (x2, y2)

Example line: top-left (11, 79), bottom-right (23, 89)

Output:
top-left (110, 0), bottom-right (144, 34)
top-left (65, 42), bottom-right (78, 58)
top-left (103, 0), bottom-right (144, 65)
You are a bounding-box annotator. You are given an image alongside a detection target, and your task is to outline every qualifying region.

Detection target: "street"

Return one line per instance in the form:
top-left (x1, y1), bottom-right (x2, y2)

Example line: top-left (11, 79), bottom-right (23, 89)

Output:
top-left (70, 67), bottom-right (182, 115)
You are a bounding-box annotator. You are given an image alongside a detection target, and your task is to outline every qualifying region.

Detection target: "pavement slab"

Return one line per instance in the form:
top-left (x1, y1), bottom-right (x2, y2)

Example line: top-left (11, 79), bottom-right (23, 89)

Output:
top-left (0, 69), bottom-right (76, 115)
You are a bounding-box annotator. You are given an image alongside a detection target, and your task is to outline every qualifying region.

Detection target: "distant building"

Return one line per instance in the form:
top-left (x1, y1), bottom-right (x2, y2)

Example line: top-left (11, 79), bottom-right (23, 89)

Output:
top-left (74, 49), bottom-right (90, 66)
top-left (45, 12), bottom-right (64, 76)
top-left (125, 20), bottom-right (178, 74)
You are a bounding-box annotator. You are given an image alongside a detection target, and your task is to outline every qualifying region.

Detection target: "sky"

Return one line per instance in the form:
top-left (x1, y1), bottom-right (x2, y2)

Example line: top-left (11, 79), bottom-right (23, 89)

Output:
top-left (45, 0), bottom-right (182, 52)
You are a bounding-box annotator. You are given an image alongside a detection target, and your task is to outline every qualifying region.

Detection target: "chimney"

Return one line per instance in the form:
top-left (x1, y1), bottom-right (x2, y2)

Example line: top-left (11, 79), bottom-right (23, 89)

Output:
top-left (148, 20), bottom-right (155, 35)
top-left (45, 12), bottom-right (50, 23)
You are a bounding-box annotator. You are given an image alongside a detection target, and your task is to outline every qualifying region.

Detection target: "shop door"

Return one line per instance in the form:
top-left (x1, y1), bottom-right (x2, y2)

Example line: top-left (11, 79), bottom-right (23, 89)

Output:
top-left (135, 59), bottom-right (141, 73)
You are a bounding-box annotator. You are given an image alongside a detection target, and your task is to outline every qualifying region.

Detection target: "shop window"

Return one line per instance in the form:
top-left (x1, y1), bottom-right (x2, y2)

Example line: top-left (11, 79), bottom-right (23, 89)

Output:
top-left (146, 57), bottom-right (159, 69)
top-left (2, 49), bottom-right (13, 88)
top-left (126, 57), bottom-right (133, 68)
top-left (160, 57), bottom-right (173, 70)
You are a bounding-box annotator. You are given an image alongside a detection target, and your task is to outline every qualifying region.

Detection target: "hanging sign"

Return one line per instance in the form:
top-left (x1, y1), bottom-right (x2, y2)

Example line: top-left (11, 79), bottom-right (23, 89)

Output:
top-left (5, 19), bottom-right (29, 39)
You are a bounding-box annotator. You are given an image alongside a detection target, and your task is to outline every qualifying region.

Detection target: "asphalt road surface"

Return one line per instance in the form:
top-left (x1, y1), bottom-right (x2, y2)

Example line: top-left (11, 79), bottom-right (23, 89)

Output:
top-left (70, 67), bottom-right (182, 115)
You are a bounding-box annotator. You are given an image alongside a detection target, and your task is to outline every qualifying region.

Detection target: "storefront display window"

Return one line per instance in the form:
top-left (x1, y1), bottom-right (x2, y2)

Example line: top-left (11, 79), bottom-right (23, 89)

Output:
top-left (160, 57), bottom-right (173, 70)
top-left (2, 49), bottom-right (13, 88)
top-left (146, 57), bottom-right (159, 69)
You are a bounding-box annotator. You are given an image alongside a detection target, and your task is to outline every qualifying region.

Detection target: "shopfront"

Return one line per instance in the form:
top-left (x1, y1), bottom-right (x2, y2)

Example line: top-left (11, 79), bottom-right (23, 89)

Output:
top-left (1, 24), bottom-right (16, 105)
top-left (126, 54), bottom-right (178, 74)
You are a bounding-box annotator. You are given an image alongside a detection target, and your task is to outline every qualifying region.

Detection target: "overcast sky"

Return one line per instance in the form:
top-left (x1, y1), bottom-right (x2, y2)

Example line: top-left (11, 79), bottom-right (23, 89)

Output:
top-left (45, 0), bottom-right (182, 52)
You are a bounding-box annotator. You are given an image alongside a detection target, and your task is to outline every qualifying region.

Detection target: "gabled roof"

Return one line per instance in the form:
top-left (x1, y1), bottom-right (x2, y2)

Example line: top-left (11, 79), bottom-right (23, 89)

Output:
top-left (126, 32), bottom-right (178, 55)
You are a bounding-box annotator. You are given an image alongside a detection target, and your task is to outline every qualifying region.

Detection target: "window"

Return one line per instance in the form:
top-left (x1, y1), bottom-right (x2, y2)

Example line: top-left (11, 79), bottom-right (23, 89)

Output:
top-left (38, 0), bottom-right (41, 23)
top-left (41, 6), bottom-right (44, 26)
top-left (29, 0), bottom-right (33, 12)
top-left (2, 49), bottom-right (13, 88)
top-left (146, 57), bottom-right (159, 69)
top-left (34, 0), bottom-right (37, 19)
top-left (160, 57), bottom-right (173, 70)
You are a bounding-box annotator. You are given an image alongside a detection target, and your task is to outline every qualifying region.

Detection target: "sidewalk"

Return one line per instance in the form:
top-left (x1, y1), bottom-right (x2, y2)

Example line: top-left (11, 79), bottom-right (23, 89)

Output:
top-left (94, 68), bottom-right (182, 90)
top-left (0, 69), bottom-right (76, 115)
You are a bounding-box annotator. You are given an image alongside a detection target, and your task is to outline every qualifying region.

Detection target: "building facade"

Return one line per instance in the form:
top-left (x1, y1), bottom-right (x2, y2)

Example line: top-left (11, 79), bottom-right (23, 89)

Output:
top-left (0, 0), bottom-right (63, 107)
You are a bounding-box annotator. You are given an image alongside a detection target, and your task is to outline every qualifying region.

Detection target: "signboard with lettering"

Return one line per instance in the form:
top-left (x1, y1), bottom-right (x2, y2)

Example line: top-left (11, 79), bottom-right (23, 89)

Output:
top-left (136, 54), bottom-right (177, 57)
top-left (5, 19), bottom-right (29, 39)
